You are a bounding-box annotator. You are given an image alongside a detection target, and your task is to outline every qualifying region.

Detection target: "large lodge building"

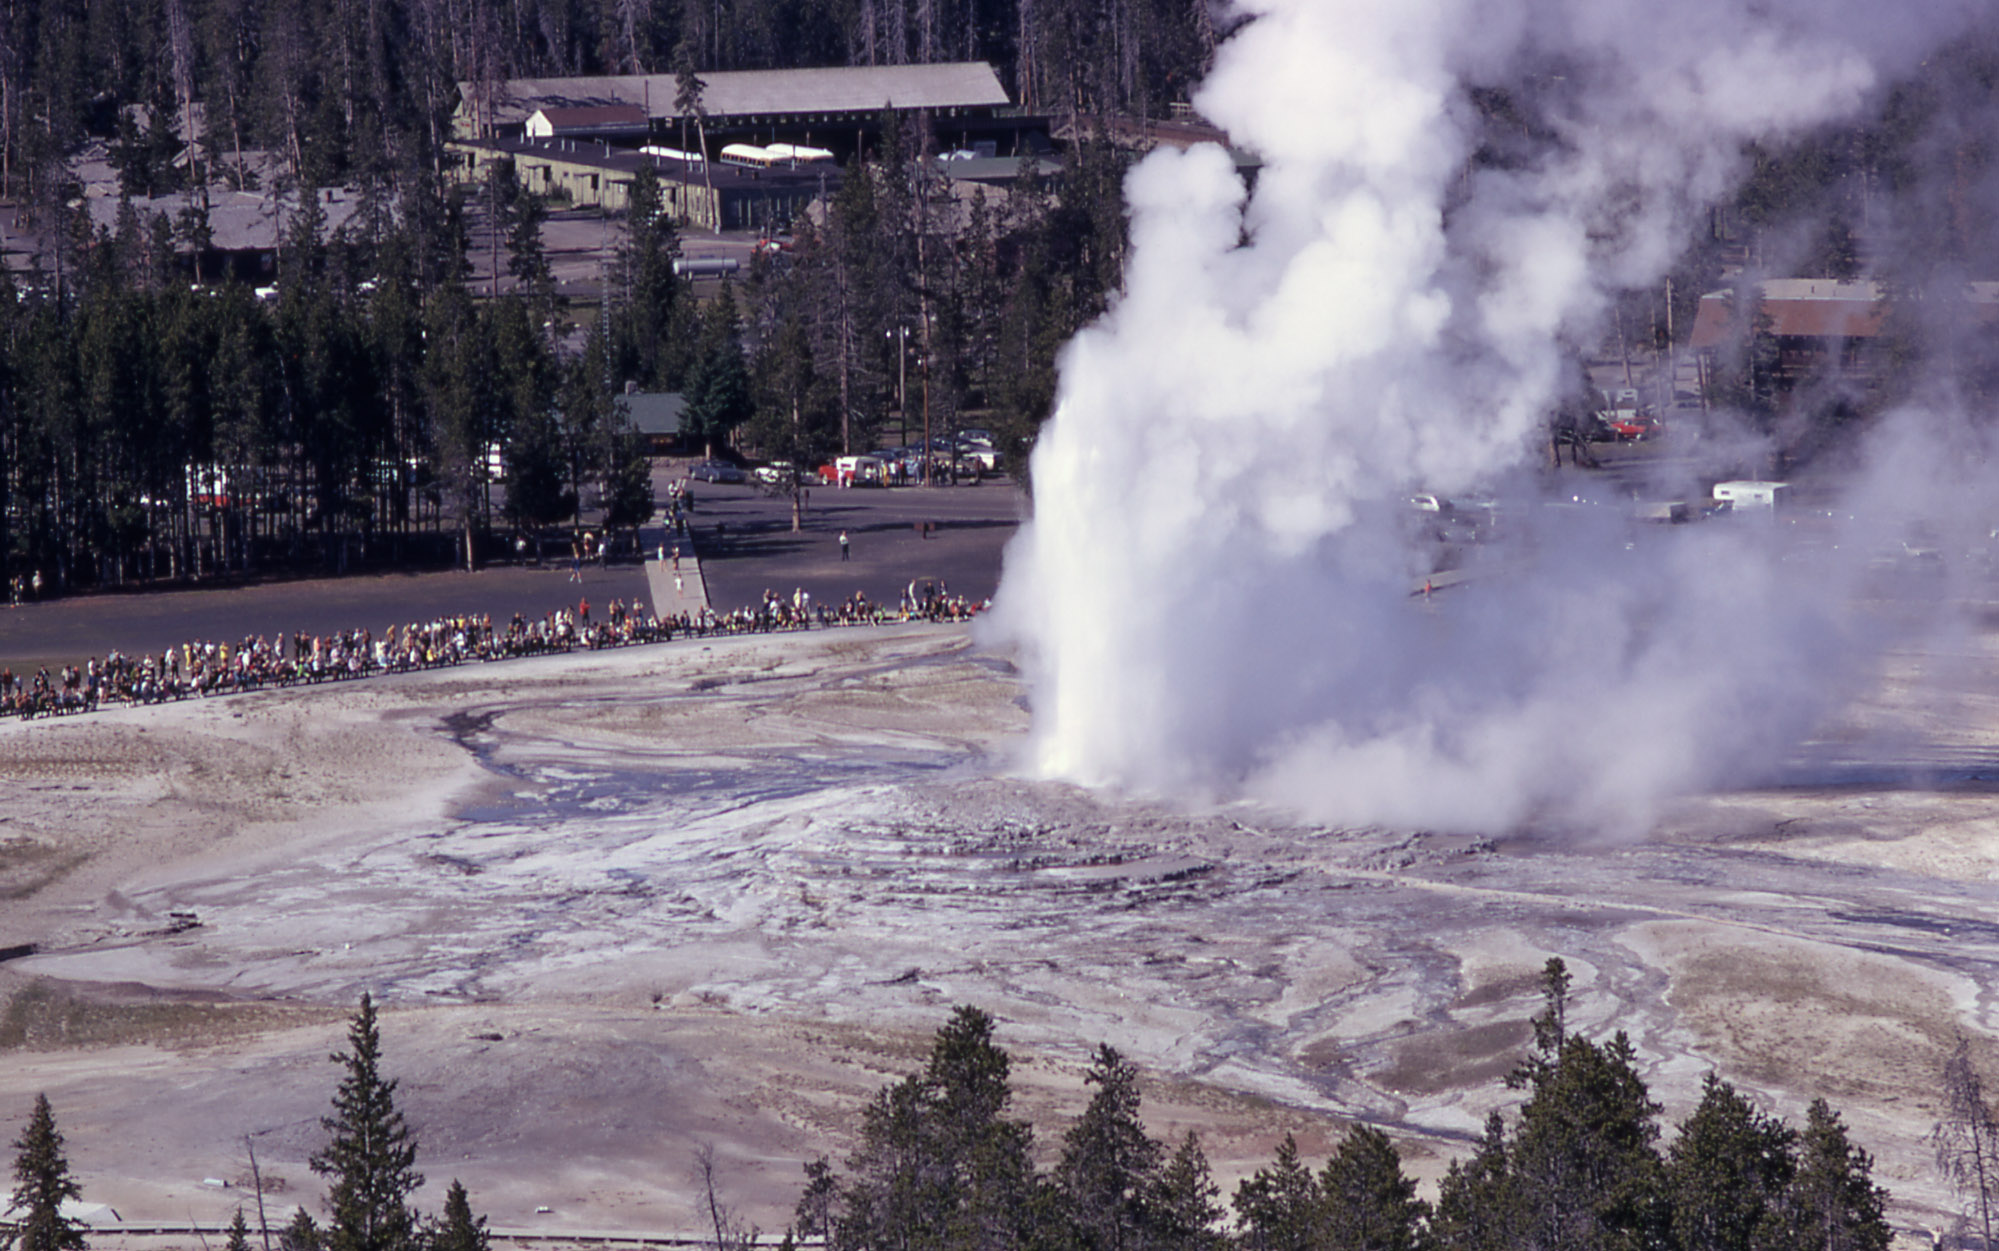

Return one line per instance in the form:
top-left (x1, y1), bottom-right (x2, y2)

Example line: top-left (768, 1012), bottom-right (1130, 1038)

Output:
top-left (1687, 278), bottom-right (1999, 404)
top-left (448, 62), bottom-right (1039, 231)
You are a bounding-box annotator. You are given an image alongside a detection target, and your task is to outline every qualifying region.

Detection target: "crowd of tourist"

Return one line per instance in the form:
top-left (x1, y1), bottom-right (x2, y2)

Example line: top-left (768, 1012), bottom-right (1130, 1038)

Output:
top-left (0, 581), bottom-right (986, 720)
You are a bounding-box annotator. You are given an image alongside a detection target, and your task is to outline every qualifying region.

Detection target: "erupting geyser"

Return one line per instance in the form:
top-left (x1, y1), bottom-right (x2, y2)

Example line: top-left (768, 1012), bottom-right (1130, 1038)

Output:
top-left (992, 0), bottom-right (1995, 835)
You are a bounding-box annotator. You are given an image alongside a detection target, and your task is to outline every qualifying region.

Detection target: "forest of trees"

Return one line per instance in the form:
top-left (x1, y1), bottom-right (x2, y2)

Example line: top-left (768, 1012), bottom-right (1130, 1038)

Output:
top-left (5, 963), bottom-right (1940, 1251)
top-left (0, 0), bottom-right (1153, 595)
top-left (0, 189), bottom-right (659, 589)
top-left (795, 965), bottom-right (1908, 1251)
top-left (0, 109), bottom-right (1130, 593)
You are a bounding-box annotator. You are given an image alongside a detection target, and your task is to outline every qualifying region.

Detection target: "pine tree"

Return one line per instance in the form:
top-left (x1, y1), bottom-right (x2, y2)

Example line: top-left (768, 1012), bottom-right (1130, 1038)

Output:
top-left (837, 1074), bottom-right (942, 1251)
top-left (1148, 1132), bottom-right (1223, 1251)
top-left (600, 429), bottom-right (656, 530)
top-left (613, 164), bottom-right (685, 389)
top-left (426, 1181), bottom-right (487, 1251)
top-left (1534, 957), bottom-right (1573, 1054)
top-left (1056, 1046), bottom-right (1163, 1251)
top-left (794, 1159), bottom-right (839, 1244)
top-left (1774, 1100), bottom-right (1890, 1251)
top-left (504, 192), bottom-right (553, 309)
top-left (744, 302), bottom-right (837, 532)
top-left (484, 294), bottom-right (564, 532)
top-left (1508, 1031), bottom-right (1666, 1251)
top-left (923, 1006), bottom-right (1039, 1251)
top-left (672, 53), bottom-right (715, 219)
top-left (1430, 1112), bottom-right (1518, 1251)
top-left (1666, 1075), bottom-right (1795, 1251)
top-left (4, 1095), bottom-right (84, 1251)
top-left (1231, 1135), bottom-right (1320, 1251)
top-left (833, 1007), bottom-right (1040, 1251)
top-left (1493, 954), bottom-right (1666, 1251)
top-left (308, 993), bottom-right (423, 1251)
top-left (558, 342), bottom-right (614, 534)
top-left (683, 287), bottom-right (753, 457)
top-left (281, 1208), bottom-right (322, 1251)
top-left (226, 1208), bottom-right (254, 1251)
top-left (1317, 1126), bottom-right (1427, 1251)
top-left (419, 285), bottom-right (497, 570)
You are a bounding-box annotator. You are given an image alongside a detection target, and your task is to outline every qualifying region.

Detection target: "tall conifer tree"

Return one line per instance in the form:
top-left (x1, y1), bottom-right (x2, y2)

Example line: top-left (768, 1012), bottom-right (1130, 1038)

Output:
top-left (225, 1207), bottom-right (253, 1251)
top-left (1148, 1132), bottom-right (1224, 1251)
top-left (1667, 1076), bottom-right (1794, 1251)
top-left (1232, 1135), bottom-right (1320, 1251)
top-left (1317, 1126), bottom-right (1427, 1251)
top-left (1057, 1046), bottom-right (1163, 1251)
top-left (427, 1181), bottom-right (488, 1251)
top-left (309, 993), bottom-right (423, 1251)
top-left (1776, 1101), bottom-right (1890, 1251)
top-left (4, 1095), bottom-right (84, 1251)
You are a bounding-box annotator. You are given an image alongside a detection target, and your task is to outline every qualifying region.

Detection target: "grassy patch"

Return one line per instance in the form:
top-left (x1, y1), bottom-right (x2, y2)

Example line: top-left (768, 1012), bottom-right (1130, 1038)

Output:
top-left (0, 841), bottom-right (80, 901)
top-left (0, 980), bottom-right (337, 1051)
top-left (1375, 1018), bottom-right (1535, 1096)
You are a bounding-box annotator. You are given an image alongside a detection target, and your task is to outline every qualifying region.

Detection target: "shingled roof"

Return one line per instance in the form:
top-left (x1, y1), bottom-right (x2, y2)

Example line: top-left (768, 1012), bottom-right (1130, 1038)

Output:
top-left (527, 104), bottom-right (651, 134)
top-left (462, 62), bottom-right (1011, 131)
top-left (87, 188), bottom-right (364, 252)
top-left (1688, 278), bottom-right (1999, 349)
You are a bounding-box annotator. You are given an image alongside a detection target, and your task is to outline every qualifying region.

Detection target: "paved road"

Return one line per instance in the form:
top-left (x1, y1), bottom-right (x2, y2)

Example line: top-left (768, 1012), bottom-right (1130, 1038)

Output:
top-left (0, 561), bottom-right (654, 675)
top-left (0, 476), bottom-right (1024, 674)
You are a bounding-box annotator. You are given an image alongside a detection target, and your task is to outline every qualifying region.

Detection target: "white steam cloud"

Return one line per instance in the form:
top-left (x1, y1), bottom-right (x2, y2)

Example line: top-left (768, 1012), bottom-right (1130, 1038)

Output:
top-left (991, 0), bottom-right (1992, 835)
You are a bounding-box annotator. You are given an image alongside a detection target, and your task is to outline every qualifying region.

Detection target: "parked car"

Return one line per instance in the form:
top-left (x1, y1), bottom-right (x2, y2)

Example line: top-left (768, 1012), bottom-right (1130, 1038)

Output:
top-left (1602, 412), bottom-right (1660, 440)
top-left (955, 441), bottom-right (1002, 474)
top-left (690, 460), bottom-right (746, 484)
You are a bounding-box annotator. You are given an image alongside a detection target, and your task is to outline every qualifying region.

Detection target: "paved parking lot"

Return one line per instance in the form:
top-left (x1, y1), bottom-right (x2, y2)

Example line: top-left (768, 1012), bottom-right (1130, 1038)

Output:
top-left (679, 475), bottom-right (1024, 610)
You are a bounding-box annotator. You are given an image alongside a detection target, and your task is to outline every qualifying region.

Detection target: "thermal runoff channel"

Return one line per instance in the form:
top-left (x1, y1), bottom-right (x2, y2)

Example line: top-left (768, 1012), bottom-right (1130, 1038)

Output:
top-left (992, 0), bottom-right (1999, 835)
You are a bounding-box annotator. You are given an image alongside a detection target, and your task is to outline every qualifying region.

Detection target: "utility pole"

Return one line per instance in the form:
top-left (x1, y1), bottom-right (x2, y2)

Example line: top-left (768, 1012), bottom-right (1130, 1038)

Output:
top-left (601, 212), bottom-right (612, 386)
top-left (915, 129), bottom-right (934, 485)
top-left (891, 324), bottom-right (908, 450)
top-left (488, 164), bottom-right (502, 298)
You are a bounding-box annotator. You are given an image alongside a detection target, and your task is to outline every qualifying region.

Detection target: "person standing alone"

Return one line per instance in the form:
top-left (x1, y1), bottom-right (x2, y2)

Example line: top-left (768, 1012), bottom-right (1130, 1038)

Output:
top-left (839, 531), bottom-right (850, 561)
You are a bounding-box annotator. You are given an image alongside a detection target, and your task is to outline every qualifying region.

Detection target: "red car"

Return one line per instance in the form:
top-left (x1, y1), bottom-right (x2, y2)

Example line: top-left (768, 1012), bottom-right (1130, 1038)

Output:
top-left (1603, 413), bottom-right (1660, 441)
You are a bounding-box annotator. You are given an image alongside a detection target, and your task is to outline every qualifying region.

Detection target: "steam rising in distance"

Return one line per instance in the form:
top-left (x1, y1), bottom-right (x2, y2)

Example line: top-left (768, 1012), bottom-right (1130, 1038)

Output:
top-left (990, 0), bottom-right (1998, 836)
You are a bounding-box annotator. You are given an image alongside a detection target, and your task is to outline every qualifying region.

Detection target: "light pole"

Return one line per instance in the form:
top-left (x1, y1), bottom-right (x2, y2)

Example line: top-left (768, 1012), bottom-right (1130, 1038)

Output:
top-left (888, 324), bottom-right (909, 468)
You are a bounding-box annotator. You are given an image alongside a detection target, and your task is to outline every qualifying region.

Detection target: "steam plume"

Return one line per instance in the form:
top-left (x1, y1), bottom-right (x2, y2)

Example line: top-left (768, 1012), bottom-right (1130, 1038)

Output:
top-left (992, 0), bottom-right (1991, 835)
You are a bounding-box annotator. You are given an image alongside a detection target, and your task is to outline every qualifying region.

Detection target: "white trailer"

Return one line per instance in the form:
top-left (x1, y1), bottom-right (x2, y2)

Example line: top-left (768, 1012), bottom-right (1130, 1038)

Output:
top-left (1712, 480), bottom-right (1791, 512)
top-left (673, 257), bottom-right (742, 278)
top-left (835, 455), bottom-right (885, 487)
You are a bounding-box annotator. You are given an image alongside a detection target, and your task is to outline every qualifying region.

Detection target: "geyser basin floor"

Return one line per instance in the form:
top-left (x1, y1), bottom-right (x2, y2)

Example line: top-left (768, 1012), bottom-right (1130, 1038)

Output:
top-left (2, 624), bottom-right (1998, 1236)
